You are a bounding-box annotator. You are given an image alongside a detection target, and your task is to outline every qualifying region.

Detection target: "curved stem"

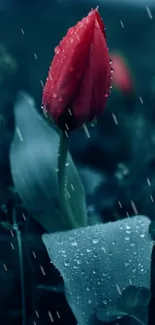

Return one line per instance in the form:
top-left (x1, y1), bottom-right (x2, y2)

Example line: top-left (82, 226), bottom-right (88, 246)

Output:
top-left (57, 131), bottom-right (77, 229)
top-left (13, 209), bottom-right (26, 325)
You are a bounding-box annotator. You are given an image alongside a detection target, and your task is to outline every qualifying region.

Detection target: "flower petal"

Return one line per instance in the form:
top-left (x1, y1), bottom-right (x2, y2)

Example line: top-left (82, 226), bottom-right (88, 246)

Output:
top-left (42, 12), bottom-right (96, 120)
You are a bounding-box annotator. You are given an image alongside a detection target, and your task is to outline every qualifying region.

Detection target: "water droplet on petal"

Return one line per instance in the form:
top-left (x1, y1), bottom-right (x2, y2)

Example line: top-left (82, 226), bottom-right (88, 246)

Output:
top-left (53, 92), bottom-right (57, 98)
top-left (54, 46), bottom-right (60, 54)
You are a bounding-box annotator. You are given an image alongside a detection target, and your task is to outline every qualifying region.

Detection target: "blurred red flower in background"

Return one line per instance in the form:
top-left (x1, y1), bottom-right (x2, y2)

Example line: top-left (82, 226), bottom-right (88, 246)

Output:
top-left (111, 53), bottom-right (133, 94)
top-left (42, 9), bottom-right (112, 132)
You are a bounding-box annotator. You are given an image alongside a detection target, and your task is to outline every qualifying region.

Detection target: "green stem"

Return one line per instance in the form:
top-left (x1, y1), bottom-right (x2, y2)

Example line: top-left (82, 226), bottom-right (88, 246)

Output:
top-left (57, 131), bottom-right (77, 229)
top-left (13, 209), bottom-right (26, 325)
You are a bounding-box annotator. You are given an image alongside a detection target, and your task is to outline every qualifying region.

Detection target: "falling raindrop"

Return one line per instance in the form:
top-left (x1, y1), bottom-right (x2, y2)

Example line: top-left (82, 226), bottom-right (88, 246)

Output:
top-left (83, 124), bottom-right (90, 138)
top-left (32, 251), bottom-right (36, 258)
top-left (147, 177), bottom-right (151, 186)
top-left (40, 265), bottom-right (46, 275)
top-left (10, 242), bottom-right (15, 250)
top-left (48, 310), bottom-right (54, 322)
top-left (16, 127), bottom-right (24, 141)
top-left (56, 311), bottom-right (60, 318)
top-left (3, 264), bottom-right (7, 271)
top-left (35, 310), bottom-right (39, 318)
top-left (116, 284), bottom-right (121, 295)
top-left (34, 53), bottom-right (38, 59)
top-left (145, 6), bottom-right (153, 19)
top-left (112, 113), bottom-right (118, 125)
top-left (120, 20), bottom-right (124, 28)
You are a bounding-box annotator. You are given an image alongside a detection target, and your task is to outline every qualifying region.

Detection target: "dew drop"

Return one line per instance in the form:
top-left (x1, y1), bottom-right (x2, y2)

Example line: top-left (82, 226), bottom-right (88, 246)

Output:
top-left (125, 262), bottom-right (130, 267)
top-left (92, 238), bottom-right (99, 244)
top-left (76, 259), bottom-right (81, 265)
top-left (71, 241), bottom-right (78, 247)
top-left (124, 236), bottom-right (130, 241)
top-left (53, 92), bottom-right (57, 98)
top-left (86, 248), bottom-right (92, 253)
top-left (103, 299), bottom-right (108, 305)
top-left (101, 246), bottom-right (106, 253)
top-left (64, 262), bottom-right (69, 267)
top-left (54, 46), bottom-right (60, 54)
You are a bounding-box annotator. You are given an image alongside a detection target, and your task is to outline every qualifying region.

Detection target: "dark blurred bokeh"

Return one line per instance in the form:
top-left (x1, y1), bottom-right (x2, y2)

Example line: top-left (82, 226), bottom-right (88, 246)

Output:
top-left (0, 0), bottom-right (155, 324)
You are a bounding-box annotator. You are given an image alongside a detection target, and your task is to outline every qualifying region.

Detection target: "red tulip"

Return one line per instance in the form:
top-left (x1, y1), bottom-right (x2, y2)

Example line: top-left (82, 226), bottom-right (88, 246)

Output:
top-left (42, 9), bottom-right (112, 132)
top-left (111, 53), bottom-right (133, 94)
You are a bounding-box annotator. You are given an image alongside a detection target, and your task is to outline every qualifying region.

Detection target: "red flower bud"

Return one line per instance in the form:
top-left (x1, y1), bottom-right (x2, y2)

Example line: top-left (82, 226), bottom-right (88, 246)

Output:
top-left (111, 53), bottom-right (133, 94)
top-left (42, 9), bottom-right (112, 132)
